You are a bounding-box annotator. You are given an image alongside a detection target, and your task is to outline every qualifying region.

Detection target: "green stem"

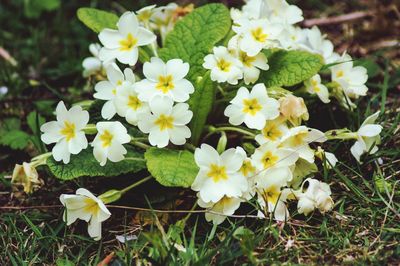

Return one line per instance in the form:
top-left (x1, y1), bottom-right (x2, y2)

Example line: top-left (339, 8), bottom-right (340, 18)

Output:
top-left (31, 152), bottom-right (52, 166)
top-left (130, 139), bottom-right (151, 149)
top-left (120, 175), bottom-right (153, 194)
top-left (325, 130), bottom-right (358, 140)
top-left (211, 126), bottom-right (256, 137)
top-left (83, 124), bottom-right (97, 135)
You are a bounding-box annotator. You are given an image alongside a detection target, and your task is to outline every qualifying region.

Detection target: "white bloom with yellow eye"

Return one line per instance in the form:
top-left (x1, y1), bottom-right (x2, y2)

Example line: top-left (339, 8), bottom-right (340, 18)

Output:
top-left (198, 195), bottom-right (243, 225)
top-left (92, 121), bottom-right (131, 166)
top-left (255, 167), bottom-right (293, 221)
top-left (40, 101), bottom-right (89, 164)
top-left (232, 18), bottom-right (282, 57)
top-left (296, 178), bottom-right (334, 215)
top-left (304, 74), bottom-right (330, 103)
top-left (277, 26), bottom-right (307, 50)
top-left (137, 96), bottom-right (192, 148)
top-left (350, 112), bottom-right (382, 162)
top-left (255, 116), bottom-right (289, 145)
top-left (135, 57), bottom-right (194, 102)
top-left (224, 84), bottom-right (280, 130)
top-left (60, 188), bottom-right (111, 241)
top-left (251, 141), bottom-right (299, 172)
top-left (115, 83), bottom-right (150, 126)
top-left (228, 35), bottom-right (269, 84)
top-left (191, 144), bottom-right (248, 203)
top-left (279, 126), bottom-right (327, 163)
top-left (94, 63), bottom-right (135, 120)
top-left (98, 11), bottom-right (156, 66)
top-left (203, 46), bottom-right (243, 85)
top-left (330, 53), bottom-right (369, 99)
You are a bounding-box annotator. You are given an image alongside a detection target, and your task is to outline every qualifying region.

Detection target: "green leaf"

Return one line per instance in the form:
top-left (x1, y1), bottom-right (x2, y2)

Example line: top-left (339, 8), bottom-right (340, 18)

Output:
top-left (260, 50), bottom-right (324, 87)
top-left (24, 0), bottom-right (61, 19)
top-left (159, 3), bottom-right (231, 144)
top-left (0, 130), bottom-right (31, 150)
top-left (144, 148), bottom-right (199, 188)
top-left (77, 8), bottom-right (118, 33)
top-left (47, 147), bottom-right (146, 180)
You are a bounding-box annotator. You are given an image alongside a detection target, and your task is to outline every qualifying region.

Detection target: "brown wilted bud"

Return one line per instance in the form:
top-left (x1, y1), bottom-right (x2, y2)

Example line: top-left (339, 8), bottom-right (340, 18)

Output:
top-left (279, 95), bottom-right (309, 126)
top-left (11, 162), bottom-right (42, 194)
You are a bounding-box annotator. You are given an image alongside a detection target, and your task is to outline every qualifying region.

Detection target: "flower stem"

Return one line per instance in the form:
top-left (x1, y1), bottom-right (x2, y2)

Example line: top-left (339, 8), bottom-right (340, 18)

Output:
top-left (209, 126), bottom-right (256, 137)
top-left (120, 175), bottom-right (153, 195)
top-left (83, 124), bottom-right (97, 135)
top-left (325, 129), bottom-right (358, 140)
top-left (31, 152), bottom-right (52, 166)
top-left (130, 139), bottom-right (151, 149)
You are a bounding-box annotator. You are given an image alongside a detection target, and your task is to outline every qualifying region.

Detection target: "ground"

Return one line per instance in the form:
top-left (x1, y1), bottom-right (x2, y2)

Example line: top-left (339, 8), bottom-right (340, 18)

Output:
top-left (0, 0), bottom-right (399, 265)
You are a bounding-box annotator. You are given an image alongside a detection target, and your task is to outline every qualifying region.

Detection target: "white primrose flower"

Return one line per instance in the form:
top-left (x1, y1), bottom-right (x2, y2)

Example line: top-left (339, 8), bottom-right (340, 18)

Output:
top-left (137, 96), bottom-right (192, 148)
top-left (137, 4), bottom-right (157, 23)
top-left (135, 57), bottom-right (194, 102)
top-left (304, 26), bottom-right (337, 64)
top-left (255, 167), bottom-right (293, 221)
top-left (316, 146), bottom-right (338, 168)
top-left (251, 141), bottom-right (299, 172)
top-left (115, 83), bottom-right (150, 126)
top-left (98, 11), bottom-right (156, 65)
top-left (92, 121), bottom-right (131, 166)
top-left (277, 26), bottom-right (308, 50)
top-left (228, 35), bottom-right (269, 84)
top-left (330, 53), bottom-right (369, 99)
top-left (233, 18), bottom-right (282, 57)
top-left (261, 0), bottom-right (303, 25)
top-left (41, 101), bottom-right (89, 164)
top-left (304, 74), bottom-right (330, 103)
top-left (203, 46), bottom-right (243, 85)
top-left (191, 144), bottom-right (248, 203)
top-left (279, 126), bottom-right (327, 163)
top-left (94, 63), bottom-right (135, 120)
top-left (296, 178), bottom-right (334, 215)
top-left (224, 84), bottom-right (280, 130)
top-left (198, 195), bottom-right (243, 225)
top-left (82, 43), bottom-right (113, 77)
top-left (255, 116), bottom-right (289, 144)
top-left (350, 111), bottom-right (382, 162)
top-left (60, 188), bottom-right (111, 240)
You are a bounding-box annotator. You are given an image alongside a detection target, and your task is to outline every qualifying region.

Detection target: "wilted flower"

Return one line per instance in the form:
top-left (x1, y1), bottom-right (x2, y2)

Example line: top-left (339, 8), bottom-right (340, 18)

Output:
top-left (279, 94), bottom-right (309, 126)
top-left (60, 188), bottom-right (111, 240)
top-left (11, 162), bottom-right (42, 194)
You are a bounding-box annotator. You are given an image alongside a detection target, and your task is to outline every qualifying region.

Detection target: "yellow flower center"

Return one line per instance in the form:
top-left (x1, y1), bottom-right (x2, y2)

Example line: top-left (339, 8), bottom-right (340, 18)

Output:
top-left (251, 27), bottom-right (268, 42)
top-left (216, 58), bottom-right (231, 72)
top-left (154, 114), bottom-right (174, 131)
top-left (100, 130), bottom-right (113, 147)
top-left (263, 185), bottom-right (280, 205)
top-left (240, 160), bottom-right (256, 177)
top-left (119, 33), bottom-right (138, 51)
top-left (83, 198), bottom-right (100, 215)
top-left (207, 164), bottom-right (228, 182)
top-left (243, 98), bottom-right (262, 116)
top-left (311, 79), bottom-right (320, 92)
top-left (336, 70), bottom-right (344, 78)
top-left (127, 95), bottom-right (142, 110)
top-left (262, 123), bottom-right (282, 141)
top-left (240, 52), bottom-right (256, 67)
top-left (156, 75), bottom-right (174, 93)
top-left (60, 121), bottom-right (76, 142)
top-left (261, 151), bottom-right (279, 169)
top-left (286, 131), bottom-right (308, 146)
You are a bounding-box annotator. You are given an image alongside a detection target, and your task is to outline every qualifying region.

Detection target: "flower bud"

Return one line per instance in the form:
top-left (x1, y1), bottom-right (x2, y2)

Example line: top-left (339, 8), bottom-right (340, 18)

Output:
top-left (279, 95), bottom-right (309, 126)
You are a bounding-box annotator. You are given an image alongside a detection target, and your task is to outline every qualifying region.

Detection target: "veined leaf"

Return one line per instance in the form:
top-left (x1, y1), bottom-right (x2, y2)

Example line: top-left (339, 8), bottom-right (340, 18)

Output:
top-left (77, 8), bottom-right (118, 33)
top-left (144, 148), bottom-right (199, 188)
top-left (47, 146), bottom-right (146, 180)
top-left (260, 50), bottom-right (324, 87)
top-left (159, 3), bottom-right (231, 144)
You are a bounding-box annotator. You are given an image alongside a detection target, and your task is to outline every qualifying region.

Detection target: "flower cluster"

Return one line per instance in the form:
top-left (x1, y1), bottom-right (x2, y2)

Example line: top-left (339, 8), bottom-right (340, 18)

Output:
top-left (10, 0), bottom-right (384, 240)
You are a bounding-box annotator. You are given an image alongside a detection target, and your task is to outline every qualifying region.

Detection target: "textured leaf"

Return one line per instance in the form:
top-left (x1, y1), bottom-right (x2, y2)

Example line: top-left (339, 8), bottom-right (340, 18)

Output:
top-left (0, 130), bottom-right (31, 150)
top-left (47, 146), bottom-right (146, 180)
top-left (260, 50), bottom-right (324, 87)
top-left (158, 3), bottom-right (231, 144)
top-left (77, 8), bottom-right (118, 33)
top-left (145, 148), bottom-right (199, 188)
